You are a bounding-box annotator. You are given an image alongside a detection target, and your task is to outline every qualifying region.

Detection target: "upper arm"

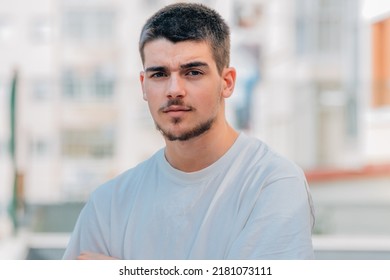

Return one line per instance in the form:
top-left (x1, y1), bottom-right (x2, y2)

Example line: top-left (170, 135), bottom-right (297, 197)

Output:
top-left (62, 192), bottom-right (111, 259)
top-left (226, 176), bottom-right (315, 259)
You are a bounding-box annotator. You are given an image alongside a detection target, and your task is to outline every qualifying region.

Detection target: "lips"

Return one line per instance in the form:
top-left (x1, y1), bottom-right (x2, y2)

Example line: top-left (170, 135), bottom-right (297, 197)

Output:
top-left (162, 105), bottom-right (192, 113)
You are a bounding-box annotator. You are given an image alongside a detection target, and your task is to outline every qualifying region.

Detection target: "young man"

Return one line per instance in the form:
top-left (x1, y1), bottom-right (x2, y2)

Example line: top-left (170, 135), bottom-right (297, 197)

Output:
top-left (63, 3), bottom-right (315, 260)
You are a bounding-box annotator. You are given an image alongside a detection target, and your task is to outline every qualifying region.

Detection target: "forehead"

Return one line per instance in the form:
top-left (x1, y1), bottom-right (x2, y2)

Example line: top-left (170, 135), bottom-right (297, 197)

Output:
top-left (142, 39), bottom-right (216, 69)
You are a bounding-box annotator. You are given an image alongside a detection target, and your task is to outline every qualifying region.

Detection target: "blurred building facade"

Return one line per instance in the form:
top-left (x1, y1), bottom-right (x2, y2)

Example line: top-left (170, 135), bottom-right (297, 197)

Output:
top-left (250, 0), bottom-right (364, 169)
top-left (0, 0), bottom-right (165, 209)
top-left (364, 6), bottom-right (390, 164)
top-left (252, 0), bottom-right (390, 170)
top-left (0, 0), bottom-right (389, 241)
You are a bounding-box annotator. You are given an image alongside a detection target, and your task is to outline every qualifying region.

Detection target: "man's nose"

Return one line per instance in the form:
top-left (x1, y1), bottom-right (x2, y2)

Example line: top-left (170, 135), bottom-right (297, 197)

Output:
top-left (166, 74), bottom-right (186, 98)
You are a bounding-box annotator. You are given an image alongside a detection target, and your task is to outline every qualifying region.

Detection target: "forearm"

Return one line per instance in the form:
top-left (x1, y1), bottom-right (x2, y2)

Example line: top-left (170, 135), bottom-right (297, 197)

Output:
top-left (77, 252), bottom-right (118, 260)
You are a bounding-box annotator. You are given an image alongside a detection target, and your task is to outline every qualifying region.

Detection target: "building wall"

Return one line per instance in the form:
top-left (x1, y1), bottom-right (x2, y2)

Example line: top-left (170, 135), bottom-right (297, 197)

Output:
top-left (1, 0), bottom-right (387, 207)
top-left (371, 17), bottom-right (390, 107)
top-left (362, 10), bottom-right (390, 163)
top-left (253, 0), bottom-right (363, 169)
top-left (0, 0), bottom-right (167, 205)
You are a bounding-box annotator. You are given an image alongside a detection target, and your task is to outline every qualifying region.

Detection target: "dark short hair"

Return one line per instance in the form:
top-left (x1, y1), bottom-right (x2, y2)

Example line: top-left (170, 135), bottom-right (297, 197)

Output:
top-left (139, 3), bottom-right (230, 74)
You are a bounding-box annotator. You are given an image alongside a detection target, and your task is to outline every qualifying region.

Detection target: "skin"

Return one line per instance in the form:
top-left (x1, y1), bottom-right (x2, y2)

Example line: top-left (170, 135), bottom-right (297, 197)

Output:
top-left (140, 39), bottom-right (238, 172)
top-left (77, 251), bottom-right (117, 260)
top-left (76, 38), bottom-right (238, 259)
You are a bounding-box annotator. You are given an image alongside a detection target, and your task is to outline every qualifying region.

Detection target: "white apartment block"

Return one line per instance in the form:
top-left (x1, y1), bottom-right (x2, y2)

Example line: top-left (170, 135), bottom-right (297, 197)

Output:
top-left (251, 0), bottom-right (365, 169)
top-left (0, 0), bottom-right (168, 206)
top-left (0, 0), bottom-right (386, 211)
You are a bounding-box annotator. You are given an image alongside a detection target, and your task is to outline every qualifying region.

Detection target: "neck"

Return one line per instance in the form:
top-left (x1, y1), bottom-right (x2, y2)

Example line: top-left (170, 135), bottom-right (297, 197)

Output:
top-left (164, 122), bottom-right (239, 172)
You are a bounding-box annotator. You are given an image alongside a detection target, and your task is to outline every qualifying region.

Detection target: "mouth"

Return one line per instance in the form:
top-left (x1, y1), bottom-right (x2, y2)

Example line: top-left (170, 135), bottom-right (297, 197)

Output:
top-left (162, 105), bottom-right (192, 113)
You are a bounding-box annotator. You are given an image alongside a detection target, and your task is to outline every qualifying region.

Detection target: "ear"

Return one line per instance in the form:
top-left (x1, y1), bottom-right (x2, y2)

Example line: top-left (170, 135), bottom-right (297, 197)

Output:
top-left (140, 71), bottom-right (147, 101)
top-left (221, 67), bottom-right (236, 98)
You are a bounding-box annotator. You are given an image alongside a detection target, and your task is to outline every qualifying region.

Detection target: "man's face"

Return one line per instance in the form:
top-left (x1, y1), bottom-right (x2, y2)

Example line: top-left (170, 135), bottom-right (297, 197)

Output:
top-left (140, 39), bottom-right (234, 141)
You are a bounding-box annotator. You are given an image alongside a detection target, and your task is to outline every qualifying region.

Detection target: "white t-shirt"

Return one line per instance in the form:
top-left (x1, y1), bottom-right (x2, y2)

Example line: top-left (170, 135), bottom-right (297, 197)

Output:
top-left (63, 133), bottom-right (315, 259)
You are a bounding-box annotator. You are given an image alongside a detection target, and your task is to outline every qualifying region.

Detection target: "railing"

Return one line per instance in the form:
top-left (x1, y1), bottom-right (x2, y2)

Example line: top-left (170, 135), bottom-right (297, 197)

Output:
top-left (313, 235), bottom-right (390, 259)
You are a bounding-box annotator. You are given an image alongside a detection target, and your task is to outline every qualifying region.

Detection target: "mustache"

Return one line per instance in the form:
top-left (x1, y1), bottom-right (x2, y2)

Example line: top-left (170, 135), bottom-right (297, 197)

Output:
top-left (159, 99), bottom-right (193, 112)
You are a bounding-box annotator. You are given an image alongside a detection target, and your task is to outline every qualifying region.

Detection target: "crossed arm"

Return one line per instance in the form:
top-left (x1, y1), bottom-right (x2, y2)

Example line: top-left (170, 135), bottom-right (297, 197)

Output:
top-left (77, 252), bottom-right (117, 260)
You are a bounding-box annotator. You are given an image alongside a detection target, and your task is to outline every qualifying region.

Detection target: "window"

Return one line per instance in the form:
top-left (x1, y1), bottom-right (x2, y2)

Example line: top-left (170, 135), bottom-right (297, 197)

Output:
top-left (0, 139), bottom-right (5, 158)
top-left (62, 8), bottom-right (116, 43)
top-left (31, 79), bottom-right (52, 101)
top-left (61, 127), bottom-right (115, 159)
top-left (61, 66), bottom-right (115, 101)
top-left (30, 138), bottom-right (50, 158)
top-left (295, 0), bottom-right (312, 55)
top-left (295, 0), bottom-right (347, 56)
top-left (30, 18), bottom-right (52, 43)
top-left (92, 66), bottom-right (115, 99)
top-left (320, 0), bottom-right (340, 53)
top-left (0, 17), bottom-right (13, 43)
top-left (62, 69), bottom-right (83, 99)
top-left (0, 78), bottom-right (4, 97)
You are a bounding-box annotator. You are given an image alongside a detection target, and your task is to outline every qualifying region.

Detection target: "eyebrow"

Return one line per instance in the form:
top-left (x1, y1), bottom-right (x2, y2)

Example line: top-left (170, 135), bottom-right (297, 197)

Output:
top-left (180, 61), bottom-right (209, 69)
top-left (144, 66), bottom-right (167, 73)
top-left (144, 61), bottom-right (209, 73)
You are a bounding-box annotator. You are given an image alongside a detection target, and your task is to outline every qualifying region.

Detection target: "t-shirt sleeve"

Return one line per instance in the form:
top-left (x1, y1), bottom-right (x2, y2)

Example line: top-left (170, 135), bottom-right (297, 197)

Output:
top-left (226, 175), bottom-right (315, 259)
top-left (62, 191), bottom-right (111, 260)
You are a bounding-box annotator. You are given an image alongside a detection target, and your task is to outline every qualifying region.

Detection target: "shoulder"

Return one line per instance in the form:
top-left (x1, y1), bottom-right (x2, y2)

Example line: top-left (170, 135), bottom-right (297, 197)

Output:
top-left (238, 134), bottom-right (305, 181)
top-left (89, 149), bottom-right (163, 203)
top-left (236, 134), bottom-right (315, 229)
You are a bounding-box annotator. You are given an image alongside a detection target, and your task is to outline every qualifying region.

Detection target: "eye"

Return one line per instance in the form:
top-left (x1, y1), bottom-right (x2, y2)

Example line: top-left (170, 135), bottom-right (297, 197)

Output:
top-left (150, 72), bottom-right (167, 78)
top-left (186, 70), bottom-right (203, 76)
